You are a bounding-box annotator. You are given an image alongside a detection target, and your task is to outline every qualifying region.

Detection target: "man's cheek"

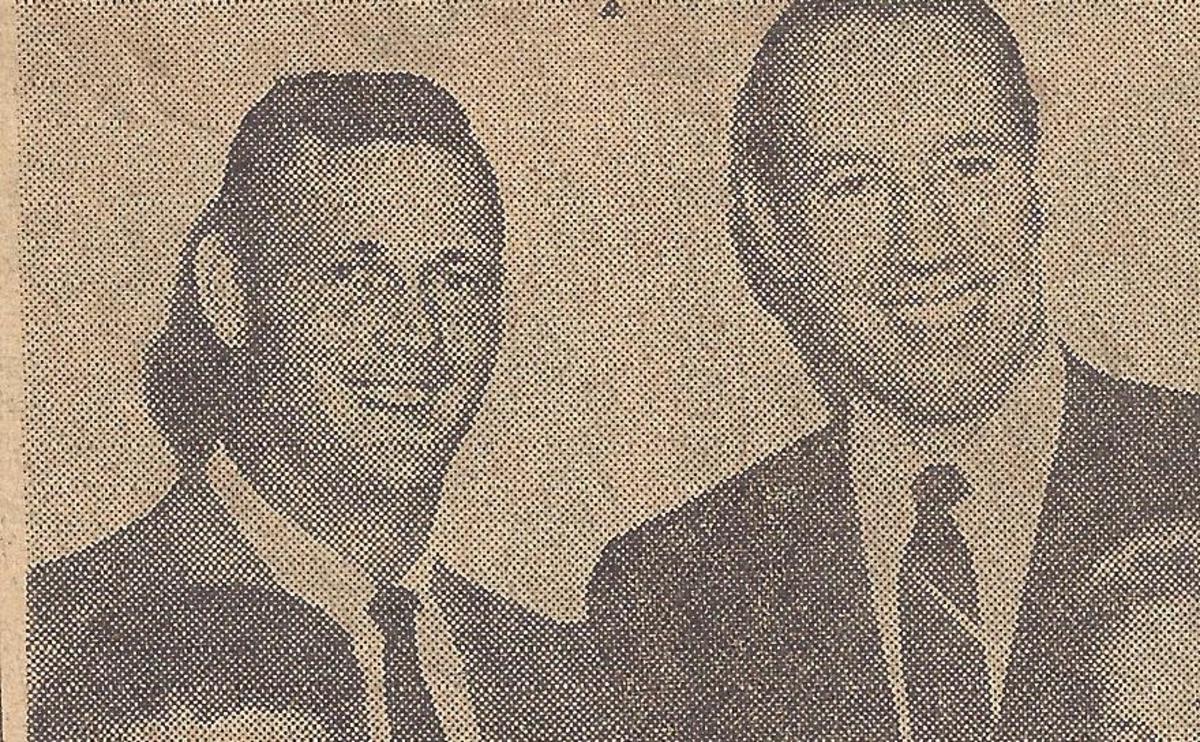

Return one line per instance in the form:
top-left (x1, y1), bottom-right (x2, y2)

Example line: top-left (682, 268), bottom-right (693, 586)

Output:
top-left (441, 312), bottom-right (497, 368)
top-left (275, 308), bottom-right (357, 373)
top-left (970, 198), bottom-right (1034, 269)
top-left (808, 217), bottom-right (886, 283)
top-left (825, 269), bottom-right (887, 335)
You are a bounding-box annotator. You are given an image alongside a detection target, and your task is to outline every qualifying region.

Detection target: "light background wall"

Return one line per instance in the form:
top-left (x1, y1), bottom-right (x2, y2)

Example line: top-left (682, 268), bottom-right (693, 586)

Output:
top-left (17, 1), bottom-right (1200, 620)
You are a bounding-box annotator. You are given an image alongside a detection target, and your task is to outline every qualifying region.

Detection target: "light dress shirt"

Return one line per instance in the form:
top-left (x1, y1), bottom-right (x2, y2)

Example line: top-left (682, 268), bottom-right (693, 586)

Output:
top-left (207, 447), bottom-right (482, 742)
top-left (848, 341), bottom-right (1066, 741)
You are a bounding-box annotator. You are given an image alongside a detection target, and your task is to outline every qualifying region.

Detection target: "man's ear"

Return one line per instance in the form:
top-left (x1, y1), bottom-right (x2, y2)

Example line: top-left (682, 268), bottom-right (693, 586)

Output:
top-left (193, 232), bottom-right (247, 349)
top-left (733, 175), bottom-right (798, 318)
top-left (742, 176), bottom-right (805, 276)
top-left (1030, 177), bottom-right (1049, 243)
top-left (741, 176), bottom-right (780, 255)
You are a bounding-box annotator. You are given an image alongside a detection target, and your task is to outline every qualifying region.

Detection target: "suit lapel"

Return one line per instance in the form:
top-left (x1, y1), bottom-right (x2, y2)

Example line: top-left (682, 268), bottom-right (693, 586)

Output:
top-left (113, 473), bottom-right (373, 738)
top-left (137, 469), bottom-right (275, 589)
top-left (1000, 352), bottom-right (1151, 738)
top-left (164, 476), bottom-right (525, 740)
top-left (783, 425), bottom-right (900, 740)
top-left (698, 423), bottom-right (898, 740)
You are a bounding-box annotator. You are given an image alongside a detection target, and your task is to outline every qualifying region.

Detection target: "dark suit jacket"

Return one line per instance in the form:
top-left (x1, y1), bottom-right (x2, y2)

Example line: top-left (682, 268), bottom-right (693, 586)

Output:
top-left (28, 471), bottom-right (596, 741)
top-left (586, 351), bottom-right (1200, 741)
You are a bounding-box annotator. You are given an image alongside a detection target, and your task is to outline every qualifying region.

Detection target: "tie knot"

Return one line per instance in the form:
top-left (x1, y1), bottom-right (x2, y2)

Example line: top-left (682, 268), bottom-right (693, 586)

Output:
top-left (911, 463), bottom-right (972, 512)
top-left (367, 584), bottom-right (422, 637)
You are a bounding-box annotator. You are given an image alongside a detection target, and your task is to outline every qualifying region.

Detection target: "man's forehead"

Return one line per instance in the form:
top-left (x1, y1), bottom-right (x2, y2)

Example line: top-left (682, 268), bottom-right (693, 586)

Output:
top-left (258, 137), bottom-right (491, 249)
top-left (275, 137), bottom-right (472, 210)
top-left (771, 14), bottom-right (1015, 159)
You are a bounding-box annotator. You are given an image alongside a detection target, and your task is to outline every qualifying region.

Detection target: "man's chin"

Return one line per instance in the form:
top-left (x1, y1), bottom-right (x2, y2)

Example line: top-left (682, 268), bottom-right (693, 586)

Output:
top-left (343, 427), bottom-right (455, 468)
top-left (322, 442), bottom-right (451, 499)
top-left (891, 386), bottom-right (1002, 429)
top-left (911, 362), bottom-right (1030, 428)
top-left (856, 350), bottom-right (1017, 430)
top-left (299, 407), bottom-right (456, 481)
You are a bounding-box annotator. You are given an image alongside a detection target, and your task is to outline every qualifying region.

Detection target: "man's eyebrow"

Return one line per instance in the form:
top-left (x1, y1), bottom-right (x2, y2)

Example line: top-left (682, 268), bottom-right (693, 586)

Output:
top-left (442, 247), bottom-right (503, 268)
top-left (937, 130), bottom-right (1011, 155)
top-left (809, 149), bottom-right (885, 168)
top-left (345, 239), bottom-right (384, 257)
top-left (781, 150), bottom-right (887, 187)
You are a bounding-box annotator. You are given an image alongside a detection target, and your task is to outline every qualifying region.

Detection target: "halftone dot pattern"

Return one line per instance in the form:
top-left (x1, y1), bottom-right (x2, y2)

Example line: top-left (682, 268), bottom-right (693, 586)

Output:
top-left (14, 1), bottom-right (1200, 740)
top-left (1077, 522), bottom-right (1200, 742)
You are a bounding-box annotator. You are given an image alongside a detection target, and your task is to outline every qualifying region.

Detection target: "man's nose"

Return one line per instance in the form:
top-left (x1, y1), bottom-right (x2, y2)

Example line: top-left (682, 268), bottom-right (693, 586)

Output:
top-left (371, 277), bottom-right (438, 351)
top-left (888, 180), bottom-right (958, 274)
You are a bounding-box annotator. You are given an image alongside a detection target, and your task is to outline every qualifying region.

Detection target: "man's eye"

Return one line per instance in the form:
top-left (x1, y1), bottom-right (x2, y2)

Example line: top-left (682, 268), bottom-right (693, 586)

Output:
top-left (329, 261), bottom-right (381, 291)
top-left (952, 154), bottom-right (997, 178)
top-left (442, 262), bottom-right (482, 290)
top-left (819, 170), bottom-right (874, 200)
top-left (438, 253), bottom-right (492, 290)
top-left (331, 261), bottom-right (366, 282)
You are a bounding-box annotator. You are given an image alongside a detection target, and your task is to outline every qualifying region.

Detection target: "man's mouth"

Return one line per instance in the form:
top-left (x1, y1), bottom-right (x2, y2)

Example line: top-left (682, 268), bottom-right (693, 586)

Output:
top-left (886, 277), bottom-right (992, 330)
top-left (344, 379), bottom-right (441, 412)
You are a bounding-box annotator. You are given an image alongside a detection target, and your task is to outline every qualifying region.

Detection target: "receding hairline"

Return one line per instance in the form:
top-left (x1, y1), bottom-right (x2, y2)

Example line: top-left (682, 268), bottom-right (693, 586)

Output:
top-left (769, 9), bottom-right (1022, 83)
top-left (734, 0), bottom-right (1041, 160)
top-left (756, 0), bottom-right (1030, 67)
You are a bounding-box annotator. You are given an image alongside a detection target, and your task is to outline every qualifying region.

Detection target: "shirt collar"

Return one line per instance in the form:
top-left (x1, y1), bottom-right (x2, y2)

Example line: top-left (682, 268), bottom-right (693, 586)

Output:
top-left (955, 339), bottom-right (1065, 521)
top-left (206, 446), bottom-right (435, 633)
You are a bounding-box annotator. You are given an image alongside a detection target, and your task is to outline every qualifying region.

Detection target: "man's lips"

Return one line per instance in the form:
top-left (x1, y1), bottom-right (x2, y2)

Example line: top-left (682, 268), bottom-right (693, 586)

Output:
top-left (885, 277), bottom-right (992, 329)
top-left (344, 379), bottom-right (441, 411)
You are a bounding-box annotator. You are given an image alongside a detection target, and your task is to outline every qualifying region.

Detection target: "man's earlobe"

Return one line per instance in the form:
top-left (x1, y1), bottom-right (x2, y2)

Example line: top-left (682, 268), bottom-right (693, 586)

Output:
top-left (742, 178), bottom-right (779, 249)
top-left (194, 232), bottom-right (247, 349)
top-left (742, 178), bottom-right (802, 275)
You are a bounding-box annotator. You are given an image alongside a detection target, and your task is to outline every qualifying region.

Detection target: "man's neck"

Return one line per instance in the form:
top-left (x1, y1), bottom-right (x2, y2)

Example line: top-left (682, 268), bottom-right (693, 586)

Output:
top-left (221, 432), bottom-right (444, 586)
top-left (866, 332), bottom-right (1052, 459)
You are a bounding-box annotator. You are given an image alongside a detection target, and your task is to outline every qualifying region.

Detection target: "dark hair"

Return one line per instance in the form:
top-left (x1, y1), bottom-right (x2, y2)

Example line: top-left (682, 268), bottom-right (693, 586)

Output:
top-left (143, 71), bottom-right (504, 468)
top-left (728, 0), bottom-right (1041, 321)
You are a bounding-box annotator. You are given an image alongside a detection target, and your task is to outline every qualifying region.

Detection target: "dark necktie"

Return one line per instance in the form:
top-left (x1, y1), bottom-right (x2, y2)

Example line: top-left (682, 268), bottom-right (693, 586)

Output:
top-left (366, 586), bottom-right (445, 742)
top-left (899, 464), bottom-right (995, 741)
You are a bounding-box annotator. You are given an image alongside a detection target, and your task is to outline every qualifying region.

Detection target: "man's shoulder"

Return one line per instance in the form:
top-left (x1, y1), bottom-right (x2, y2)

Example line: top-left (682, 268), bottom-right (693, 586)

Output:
top-left (587, 423), bottom-right (844, 609)
top-left (1067, 353), bottom-right (1200, 467)
top-left (432, 565), bottom-right (602, 739)
top-left (1054, 351), bottom-right (1200, 529)
top-left (30, 492), bottom-right (178, 623)
top-left (28, 476), bottom-right (254, 648)
top-left (27, 483), bottom-right (199, 735)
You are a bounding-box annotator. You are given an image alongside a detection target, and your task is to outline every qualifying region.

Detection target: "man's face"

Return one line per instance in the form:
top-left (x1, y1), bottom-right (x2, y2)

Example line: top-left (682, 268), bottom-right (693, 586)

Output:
top-left (1094, 597), bottom-right (1200, 741)
top-left (243, 139), bottom-right (502, 488)
top-left (765, 16), bottom-right (1044, 426)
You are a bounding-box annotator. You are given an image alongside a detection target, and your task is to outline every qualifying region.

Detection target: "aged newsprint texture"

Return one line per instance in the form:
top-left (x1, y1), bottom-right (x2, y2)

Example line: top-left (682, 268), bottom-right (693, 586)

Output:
top-left (3, 1), bottom-right (1199, 740)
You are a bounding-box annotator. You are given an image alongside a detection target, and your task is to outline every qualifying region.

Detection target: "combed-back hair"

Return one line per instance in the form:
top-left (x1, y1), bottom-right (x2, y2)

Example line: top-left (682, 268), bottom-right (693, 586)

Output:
top-left (143, 71), bottom-right (504, 468)
top-left (728, 0), bottom-right (1040, 321)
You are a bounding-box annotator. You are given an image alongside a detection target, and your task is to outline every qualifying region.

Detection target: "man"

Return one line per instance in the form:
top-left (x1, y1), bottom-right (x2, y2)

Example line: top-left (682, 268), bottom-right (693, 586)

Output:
top-left (587, 2), bottom-right (1200, 740)
top-left (1077, 522), bottom-right (1200, 741)
top-left (28, 71), bottom-right (586, 741)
